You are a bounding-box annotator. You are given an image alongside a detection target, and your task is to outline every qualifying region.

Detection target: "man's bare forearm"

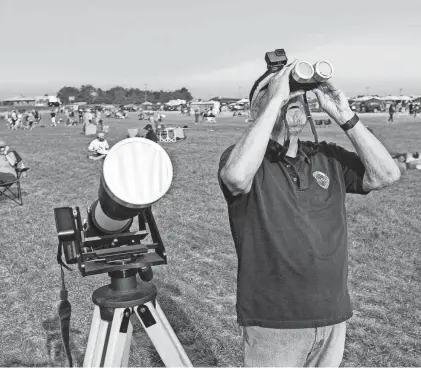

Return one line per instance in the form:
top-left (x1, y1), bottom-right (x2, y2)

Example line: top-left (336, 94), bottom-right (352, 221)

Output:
top-left (221, 98), bottom-right (284, 192)
top-left (345, 121), bottom-right (401, 186)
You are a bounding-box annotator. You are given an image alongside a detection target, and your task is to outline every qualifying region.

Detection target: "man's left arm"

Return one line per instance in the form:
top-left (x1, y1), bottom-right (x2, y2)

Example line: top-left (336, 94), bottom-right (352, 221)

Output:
top-left (345, 120), bottom-right (401, 190)
top-left (313, 81), bottom-right (401, 191)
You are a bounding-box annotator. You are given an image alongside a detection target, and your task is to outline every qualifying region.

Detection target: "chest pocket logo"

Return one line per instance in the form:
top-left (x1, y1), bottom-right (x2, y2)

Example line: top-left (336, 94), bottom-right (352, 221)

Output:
top-left (313, 171), bottom-right (330, 189)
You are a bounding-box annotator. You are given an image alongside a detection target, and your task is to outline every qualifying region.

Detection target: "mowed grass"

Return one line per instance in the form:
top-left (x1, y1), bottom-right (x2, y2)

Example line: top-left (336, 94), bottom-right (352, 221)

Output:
top-left (0, 111), bottom-right (420, 367)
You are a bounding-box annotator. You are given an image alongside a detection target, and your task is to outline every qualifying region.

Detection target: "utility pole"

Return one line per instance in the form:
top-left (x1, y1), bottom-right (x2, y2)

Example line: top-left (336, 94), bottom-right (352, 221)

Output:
top-left (144, 84), bottom-right (148, 102)
top-left (366, 86), bottom-right (370, 96)
top-left (400, 88), bottom-right (403, 96)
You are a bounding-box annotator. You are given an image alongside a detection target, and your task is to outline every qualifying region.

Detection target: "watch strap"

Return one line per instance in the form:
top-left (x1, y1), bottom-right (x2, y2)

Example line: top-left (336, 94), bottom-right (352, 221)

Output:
top-left (341, 114), bottom-right (359, 131)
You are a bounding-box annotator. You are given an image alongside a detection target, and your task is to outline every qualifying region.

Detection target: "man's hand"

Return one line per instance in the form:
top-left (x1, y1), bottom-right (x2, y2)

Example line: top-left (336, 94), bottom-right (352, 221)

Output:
top-left (267, 60), bottom-right (305, 105)
top-left (312, 80), bottom-right (354, 126)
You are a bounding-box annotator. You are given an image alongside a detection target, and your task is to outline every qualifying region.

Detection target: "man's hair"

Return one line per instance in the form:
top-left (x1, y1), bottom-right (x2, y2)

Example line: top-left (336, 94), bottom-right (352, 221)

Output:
top-left (97, 133), bottom-right (105, 138)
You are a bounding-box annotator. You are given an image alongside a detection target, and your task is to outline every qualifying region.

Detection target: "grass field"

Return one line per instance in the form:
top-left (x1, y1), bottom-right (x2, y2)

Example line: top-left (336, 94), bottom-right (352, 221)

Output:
top-left (0, 111), bottom-right (420, 367)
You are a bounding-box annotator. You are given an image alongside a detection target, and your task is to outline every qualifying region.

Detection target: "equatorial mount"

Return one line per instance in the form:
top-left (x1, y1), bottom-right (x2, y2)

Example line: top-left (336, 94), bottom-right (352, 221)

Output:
top-left (55, 204), bottom-right (167, 277)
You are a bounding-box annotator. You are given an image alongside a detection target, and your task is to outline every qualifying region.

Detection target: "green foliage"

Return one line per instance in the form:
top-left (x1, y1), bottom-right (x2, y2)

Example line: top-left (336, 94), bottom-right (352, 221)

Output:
top-left (57, 85), bottom-right (193, 105)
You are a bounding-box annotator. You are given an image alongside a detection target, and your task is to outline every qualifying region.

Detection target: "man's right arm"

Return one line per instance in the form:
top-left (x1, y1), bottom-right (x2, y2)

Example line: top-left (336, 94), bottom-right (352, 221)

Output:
top-left (219, 60), bottom-right (301, 196)
top-left (219, 97), bottom-right (284, 196)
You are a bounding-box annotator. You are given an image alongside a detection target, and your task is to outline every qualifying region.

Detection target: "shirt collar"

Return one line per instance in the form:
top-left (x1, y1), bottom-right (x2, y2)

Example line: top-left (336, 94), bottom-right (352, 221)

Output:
top-left (266, 139), bottom-right (312, 164)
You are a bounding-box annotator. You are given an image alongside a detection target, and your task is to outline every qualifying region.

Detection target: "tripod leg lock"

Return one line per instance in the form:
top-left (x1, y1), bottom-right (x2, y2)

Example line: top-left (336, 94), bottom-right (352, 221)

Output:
top-left (137, 305), bottom-right (156, 328)
top-left (119, 308), bottom-right (133, 333)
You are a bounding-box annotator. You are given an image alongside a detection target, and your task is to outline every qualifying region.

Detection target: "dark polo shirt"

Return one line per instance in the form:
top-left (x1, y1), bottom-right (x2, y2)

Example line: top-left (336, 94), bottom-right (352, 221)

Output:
top-left (218, 139), bottom-right (371, 329)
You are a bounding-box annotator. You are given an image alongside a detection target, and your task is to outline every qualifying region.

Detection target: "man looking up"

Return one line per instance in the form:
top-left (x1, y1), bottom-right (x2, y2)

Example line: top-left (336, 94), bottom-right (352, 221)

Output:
top-left (218, 60), bottom-right (401, 367)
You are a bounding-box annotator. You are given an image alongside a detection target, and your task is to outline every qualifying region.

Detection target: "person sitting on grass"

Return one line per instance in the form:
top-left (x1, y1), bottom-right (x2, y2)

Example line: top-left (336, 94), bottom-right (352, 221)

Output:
top-left (144, 124), bottom-right (158, 143)
top-left (88, 132), bottom-right (109, 160)
top-left (0, 139), bottom-right (26, 184)
top-left (392, 151), bottom-right (421, 171)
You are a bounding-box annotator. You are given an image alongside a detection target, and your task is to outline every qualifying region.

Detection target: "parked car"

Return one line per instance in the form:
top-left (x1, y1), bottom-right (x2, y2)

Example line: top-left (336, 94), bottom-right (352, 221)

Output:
top-left (350, 100), bottom-right (385, 113)
top-left (361, 100), bottom-right (385, 112)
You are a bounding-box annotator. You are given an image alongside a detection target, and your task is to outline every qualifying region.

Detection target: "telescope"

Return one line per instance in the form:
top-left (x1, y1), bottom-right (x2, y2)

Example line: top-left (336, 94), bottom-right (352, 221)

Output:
top-left (53, 138), bottom-right (192, 367)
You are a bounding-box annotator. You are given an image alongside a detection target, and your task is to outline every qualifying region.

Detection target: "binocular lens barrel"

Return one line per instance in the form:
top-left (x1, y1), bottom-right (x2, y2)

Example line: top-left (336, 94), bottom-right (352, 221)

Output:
top-left (291, 61), bottom-right (314, 83)
top-left (313, 61), bottom-right (334, 82)
top-left (291, 60), bottom-right (333, 84)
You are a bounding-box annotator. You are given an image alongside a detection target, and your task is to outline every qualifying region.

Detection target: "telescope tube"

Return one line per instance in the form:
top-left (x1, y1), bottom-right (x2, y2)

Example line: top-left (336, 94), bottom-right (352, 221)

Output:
top-left (90, 137), bottom-right (173, 235)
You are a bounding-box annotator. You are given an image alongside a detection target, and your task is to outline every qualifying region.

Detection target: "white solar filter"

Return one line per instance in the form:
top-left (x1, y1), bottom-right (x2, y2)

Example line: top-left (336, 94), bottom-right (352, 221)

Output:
top-left (103, 138), bottom-right (173, 208)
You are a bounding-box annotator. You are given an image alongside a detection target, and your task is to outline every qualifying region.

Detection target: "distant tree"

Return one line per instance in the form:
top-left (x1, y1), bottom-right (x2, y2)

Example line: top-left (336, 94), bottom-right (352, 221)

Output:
top-left (106, 86), bottom-right (126, 104)
top-left (55, 85), bottom-right (194, 105)
top-left (78, 85), bottom-right (98, 104)
top-left (57, 86), bottom-right (80, 104)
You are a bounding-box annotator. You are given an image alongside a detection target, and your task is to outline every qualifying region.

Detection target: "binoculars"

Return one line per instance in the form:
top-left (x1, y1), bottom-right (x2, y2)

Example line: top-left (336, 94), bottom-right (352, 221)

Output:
top-left (265, 49), bottom-right (333, 92)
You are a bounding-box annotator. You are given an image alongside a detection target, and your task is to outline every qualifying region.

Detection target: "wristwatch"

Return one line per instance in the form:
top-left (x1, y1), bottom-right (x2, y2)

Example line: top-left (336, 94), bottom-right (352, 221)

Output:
top-left (341, 114), bottom-right (359, 131)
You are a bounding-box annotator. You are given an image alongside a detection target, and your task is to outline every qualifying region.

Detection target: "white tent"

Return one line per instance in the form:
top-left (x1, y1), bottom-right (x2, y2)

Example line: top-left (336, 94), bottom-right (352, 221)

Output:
top-left (236, 98), bottom-right (250, 104)
top-left (350, 96), bottom-right (379, 102)
top-left (379, 95), bottom-right (413, 101)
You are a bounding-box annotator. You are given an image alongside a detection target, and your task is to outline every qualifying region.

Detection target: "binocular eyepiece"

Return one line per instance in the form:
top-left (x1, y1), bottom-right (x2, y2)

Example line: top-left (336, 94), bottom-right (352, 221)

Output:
top-left (265, 49), bottom-right (334, 92)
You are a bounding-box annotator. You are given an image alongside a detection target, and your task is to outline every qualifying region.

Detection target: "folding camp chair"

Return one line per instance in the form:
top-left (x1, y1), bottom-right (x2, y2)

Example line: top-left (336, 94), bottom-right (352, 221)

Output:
top-left (166, 128), bottom-right (177, 143)
top-left (158, 129), bottom-right (171, 142)
top-left (0, 151), bottom-right (29, 206)
top-left (127, 128), bottom-right (139, 138)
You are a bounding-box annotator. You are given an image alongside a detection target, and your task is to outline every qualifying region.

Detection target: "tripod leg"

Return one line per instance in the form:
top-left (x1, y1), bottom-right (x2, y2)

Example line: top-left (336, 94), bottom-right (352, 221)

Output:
top-left (121, 319), bottom-right (133, 367)
top-left (133, 301), bottom-right (193, 367)
top-left (102, 308), bottom-right (133, 367)
top-left (84, 306), bottom-right (110, 367)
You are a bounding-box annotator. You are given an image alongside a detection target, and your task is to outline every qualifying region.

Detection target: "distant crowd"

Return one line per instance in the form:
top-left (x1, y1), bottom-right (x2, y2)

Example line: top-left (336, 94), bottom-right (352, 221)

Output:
top-left (3, 109), bottom-right (42, 130)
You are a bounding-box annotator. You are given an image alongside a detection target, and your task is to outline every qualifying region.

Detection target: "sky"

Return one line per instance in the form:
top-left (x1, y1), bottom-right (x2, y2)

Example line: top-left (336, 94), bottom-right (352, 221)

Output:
top-left (1, 0), bottom-right (421, 100)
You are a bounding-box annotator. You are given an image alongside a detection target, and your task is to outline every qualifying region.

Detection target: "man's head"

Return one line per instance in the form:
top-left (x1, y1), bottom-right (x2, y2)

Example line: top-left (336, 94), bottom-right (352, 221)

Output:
top-left (144, 124), bottom-right (153, 132)
top-left (97, 132), bottom-right (105, 141)
top-left (251, 85), bottom-right (308, 143)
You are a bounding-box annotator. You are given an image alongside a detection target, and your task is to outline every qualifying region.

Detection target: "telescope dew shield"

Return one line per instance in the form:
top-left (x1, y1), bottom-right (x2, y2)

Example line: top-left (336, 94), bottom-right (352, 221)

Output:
top-left (96, 137), bottom-right (173, 229)
top-left (313, 61), bottom-right (334, 82)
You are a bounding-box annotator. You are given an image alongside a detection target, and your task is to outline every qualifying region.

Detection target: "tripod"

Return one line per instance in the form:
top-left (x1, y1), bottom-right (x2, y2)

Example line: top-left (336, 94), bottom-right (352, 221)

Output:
top-left (83, 269), bottom-right (193, 367)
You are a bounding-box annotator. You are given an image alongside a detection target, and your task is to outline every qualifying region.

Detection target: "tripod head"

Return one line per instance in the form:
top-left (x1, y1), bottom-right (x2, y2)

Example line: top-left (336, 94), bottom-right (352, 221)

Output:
top-left (55, 205), bottom-right (166, 277)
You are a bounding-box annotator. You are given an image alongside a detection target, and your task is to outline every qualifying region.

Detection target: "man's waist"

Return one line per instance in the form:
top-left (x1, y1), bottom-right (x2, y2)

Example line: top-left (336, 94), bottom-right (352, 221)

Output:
top-left (236, 280), bottom-right (351, 327)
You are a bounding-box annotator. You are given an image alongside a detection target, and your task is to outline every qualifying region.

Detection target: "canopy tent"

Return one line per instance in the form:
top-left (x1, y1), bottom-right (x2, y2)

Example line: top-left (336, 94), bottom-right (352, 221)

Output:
top-left (349, 96), bottom-right (380, 102)
top-left (379, 95), bottom-right (413, 101)
top-left (236, 98), bottom-right (250, 104)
